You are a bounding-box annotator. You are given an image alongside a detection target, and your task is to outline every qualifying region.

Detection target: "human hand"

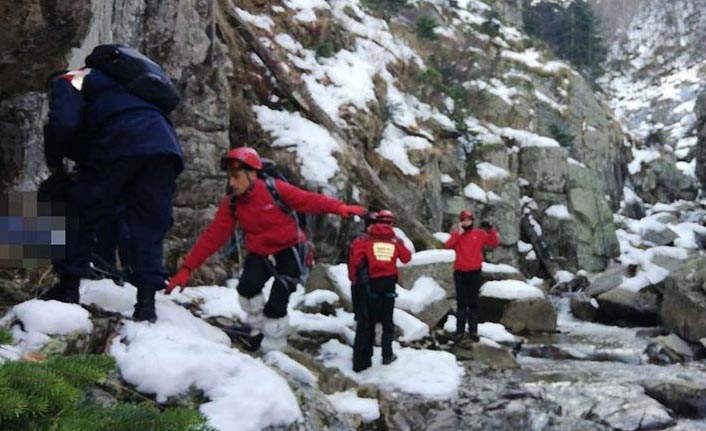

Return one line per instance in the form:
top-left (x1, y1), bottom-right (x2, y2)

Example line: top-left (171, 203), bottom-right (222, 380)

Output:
top-left (337, 204), bottom-right (366, 218)
top-left (166, 268), bottom-right (191, 294)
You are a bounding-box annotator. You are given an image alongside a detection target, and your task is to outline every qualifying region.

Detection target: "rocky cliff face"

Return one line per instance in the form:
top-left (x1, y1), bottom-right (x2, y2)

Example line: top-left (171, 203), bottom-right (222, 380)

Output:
top-left (595, 0), bottom-right (704, 198)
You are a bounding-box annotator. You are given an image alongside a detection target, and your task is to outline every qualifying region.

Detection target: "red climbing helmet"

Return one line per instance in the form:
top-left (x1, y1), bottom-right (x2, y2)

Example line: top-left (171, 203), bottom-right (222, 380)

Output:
top-left (220, 147), bottom-right (263, 171)
top-left (376, 209), bottom-right (395, 225)
top-left (459, 210), bottom-right (474, 221)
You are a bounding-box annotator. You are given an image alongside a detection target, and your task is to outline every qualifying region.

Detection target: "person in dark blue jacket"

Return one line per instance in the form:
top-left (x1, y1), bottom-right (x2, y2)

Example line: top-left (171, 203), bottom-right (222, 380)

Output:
top-left (42, 66), bottom-right (183, 322)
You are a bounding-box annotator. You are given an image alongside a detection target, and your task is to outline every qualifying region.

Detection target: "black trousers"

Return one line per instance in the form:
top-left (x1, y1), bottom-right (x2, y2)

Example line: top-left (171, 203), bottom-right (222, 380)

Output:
top-left (454, 270), bottom-right (482, 335)
top-left (353, 275), bottom-right (396, 369)
top-left (53, 156), bottom-right (178, 288)
top-left (237, 247), bottom-right (301, 319)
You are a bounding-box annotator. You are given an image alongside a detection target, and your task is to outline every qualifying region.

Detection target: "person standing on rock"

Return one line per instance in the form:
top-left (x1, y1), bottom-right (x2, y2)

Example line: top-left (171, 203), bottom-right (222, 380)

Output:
top-left (166, 147), bottom-right (365, 352)
top-left (348, 210), bottom-right (412, 370)
top-left (445, 210), bottom-right (499, 341)
top-left (42, 45), bottom-right (183, 324)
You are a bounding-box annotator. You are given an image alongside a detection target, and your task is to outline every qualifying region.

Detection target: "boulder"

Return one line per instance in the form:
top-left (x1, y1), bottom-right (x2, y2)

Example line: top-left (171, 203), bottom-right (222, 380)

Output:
top-left (660, 256), bottom-right (706, 342)
top-left (413, 299), bottom-right (453, 330)
top-left (462, 342), bottom-right (519, 370)
top-left (641, 223), bottom-right (679, 246)
top-left (306, 264), bottom-right (351, 311)
top-left (569, 292), bottom-right (598, 322)
top-left (398, 261), bottom-right (454, 298)
top-left (479, 296), bottom-right (557, 333)
top-left (586, 385), bottom-right (675, 431)
top-left (643, 380), bottom-right (706, 418)
top-left (586, 265), bottom-right (625, 297)
top-left (595, 287), bottom-right (660, 327)
top-left (644, 334), bottom-right (695, 365)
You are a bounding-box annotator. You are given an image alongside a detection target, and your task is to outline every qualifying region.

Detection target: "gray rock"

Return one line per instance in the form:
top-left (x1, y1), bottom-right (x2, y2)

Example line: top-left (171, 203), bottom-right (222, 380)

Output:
top-left (413, 299), bottom-right (452, 330)
top-left (453, 342), bottom-right (518, 370)
top-left (641, 223), bottom-right (679, 246)
top-left (0, 279), bottom-right (32, 315)
top-left (587, 385), bottom-right (675, 431)
top-left (569, 292), bottom-right (598, 321)
top-left (479, 296), bottom-right (557, 333)
top-left (399, 262), bottom-right (454, 298)
top-left (661, 256), bottom-right (706, 342)
top-left (643, 380), bottom-right (706, 418)
top-left (519, 146), bottom-right (568, 194)
top-left (586, 265), bottom-right (625, 297)
top-left (632, 156), bottom-right (698, 204)
top-left (596, 287), bottom-right (660, 327)
top-left (644, 334), bottom-right (695, 364)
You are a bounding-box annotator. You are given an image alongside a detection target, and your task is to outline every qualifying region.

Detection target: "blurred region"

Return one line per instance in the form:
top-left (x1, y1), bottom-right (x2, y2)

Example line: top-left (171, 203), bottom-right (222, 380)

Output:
top-left (0, 191), bottom-right (67, 268)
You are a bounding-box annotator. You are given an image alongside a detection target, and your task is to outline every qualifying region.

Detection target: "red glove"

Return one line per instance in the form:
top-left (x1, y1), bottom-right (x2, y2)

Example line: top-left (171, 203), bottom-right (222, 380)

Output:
top-left (336, 204), bottom-right (366, 218)
top-left (166, 268), bottom-right (191, 294)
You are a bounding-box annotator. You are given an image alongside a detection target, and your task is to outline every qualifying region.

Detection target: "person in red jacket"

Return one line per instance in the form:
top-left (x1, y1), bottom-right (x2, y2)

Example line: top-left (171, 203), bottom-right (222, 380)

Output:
top-left (167, 147), bottom-right (365, 352)
top-left (444, 210), bottom-right (499, 341)
top-left (348, 210), bottom-right (412, 370)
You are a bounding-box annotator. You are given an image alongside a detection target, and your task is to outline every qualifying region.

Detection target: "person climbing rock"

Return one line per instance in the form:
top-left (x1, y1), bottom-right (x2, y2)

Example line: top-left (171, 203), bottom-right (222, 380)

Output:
top-left (167, 146), bottom-right (365, 352)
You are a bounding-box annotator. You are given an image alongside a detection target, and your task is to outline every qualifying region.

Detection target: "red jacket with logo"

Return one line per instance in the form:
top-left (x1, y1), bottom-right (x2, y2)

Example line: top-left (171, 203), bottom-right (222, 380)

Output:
top-left (348, 224), bottom-right (413, 284)
top-left (182, 178), bottom-right (343, 270)
top-left (444, 227), bottom-right (500, 271)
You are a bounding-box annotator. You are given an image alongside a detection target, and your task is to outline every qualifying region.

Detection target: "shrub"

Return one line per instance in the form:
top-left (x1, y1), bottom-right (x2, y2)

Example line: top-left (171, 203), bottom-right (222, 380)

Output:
top-left (416, 17), bottom-right (438, 40)
top-left (549, 122), bottom-right (575, 149)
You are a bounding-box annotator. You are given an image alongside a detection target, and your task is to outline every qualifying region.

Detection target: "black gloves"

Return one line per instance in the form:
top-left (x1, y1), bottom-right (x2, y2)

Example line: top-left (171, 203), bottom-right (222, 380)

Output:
top-left (480, 221), bottom-right (492, 230)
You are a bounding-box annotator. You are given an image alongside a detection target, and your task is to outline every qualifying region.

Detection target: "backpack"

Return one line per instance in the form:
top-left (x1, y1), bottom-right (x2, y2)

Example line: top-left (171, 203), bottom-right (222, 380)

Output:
top-left (228, 158), bottom-right (315, 273)
top-left (85, 44), bottom-right (180, 113)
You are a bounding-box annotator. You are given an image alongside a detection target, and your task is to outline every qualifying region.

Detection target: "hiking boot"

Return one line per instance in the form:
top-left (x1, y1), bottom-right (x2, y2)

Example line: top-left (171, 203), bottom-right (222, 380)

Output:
top-left (261, 316), bottom-right (289, 353)
top-left (41, 276), bottom-right (80, 304)
top-left (450, 331), bottom-right (465, 343)
top-left (382, 354), bottom-right (397, 365)
top-left (239, 332), bottom-right (264, 352)
top-left (353, 361), bottom-right (371, 373)
top-left (468, 333), bottom-right (480, 342)
top-left (133, 285), bottom-right (157, 323)
top-left (132, 305), bottom-right (157, 323)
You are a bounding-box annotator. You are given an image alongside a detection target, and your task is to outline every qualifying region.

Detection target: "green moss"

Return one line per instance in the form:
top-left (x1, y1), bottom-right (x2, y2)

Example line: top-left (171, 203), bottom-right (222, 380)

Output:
top-left (0, 327), bottom-right (13, 345)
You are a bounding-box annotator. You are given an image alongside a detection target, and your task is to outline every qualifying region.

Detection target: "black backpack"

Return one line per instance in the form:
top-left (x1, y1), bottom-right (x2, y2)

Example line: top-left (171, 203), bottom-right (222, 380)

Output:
top-left (85, 44), bottom-right (180, 113)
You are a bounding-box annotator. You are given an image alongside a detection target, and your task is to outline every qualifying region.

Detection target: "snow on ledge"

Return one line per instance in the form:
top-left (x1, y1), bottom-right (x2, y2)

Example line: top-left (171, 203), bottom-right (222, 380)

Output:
top-left (319, 339), bottom-right (463, 400)
top-left (480, 280), bottom-right (545, 300)
top-left (10, 299), bottom-right (92, 335)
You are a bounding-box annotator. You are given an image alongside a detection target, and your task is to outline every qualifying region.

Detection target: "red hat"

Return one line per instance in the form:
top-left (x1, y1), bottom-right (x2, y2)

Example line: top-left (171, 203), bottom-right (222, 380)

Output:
top-left (376, 209), bottom-right (395, 225)
top-left (459, 210), bottom-right (474, 221)
top-left (220, 147), bottom-right (263, 171)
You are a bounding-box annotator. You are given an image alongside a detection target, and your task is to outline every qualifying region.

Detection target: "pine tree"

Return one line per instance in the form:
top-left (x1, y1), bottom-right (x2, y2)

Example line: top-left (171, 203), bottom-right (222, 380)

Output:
top-left (0, 354), bottom-right (215, 431)
top-left (522, 0), bottom-right (606, 78)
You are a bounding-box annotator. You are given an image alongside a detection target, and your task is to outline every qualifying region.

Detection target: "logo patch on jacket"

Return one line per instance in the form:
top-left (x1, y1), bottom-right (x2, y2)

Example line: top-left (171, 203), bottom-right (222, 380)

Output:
top-left (372, 242), bottom-right (395, 262)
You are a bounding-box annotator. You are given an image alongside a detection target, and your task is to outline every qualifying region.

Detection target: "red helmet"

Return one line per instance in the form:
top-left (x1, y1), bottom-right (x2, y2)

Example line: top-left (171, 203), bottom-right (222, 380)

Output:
top-left (220, 147), bottom-right (263, 171)
top-left (459, 210), bottom-right (474, 221)
top-left (376, 209), bottom-right (395, 225)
